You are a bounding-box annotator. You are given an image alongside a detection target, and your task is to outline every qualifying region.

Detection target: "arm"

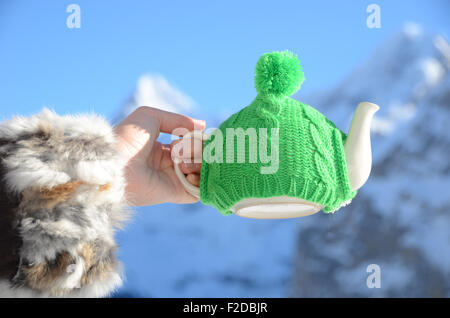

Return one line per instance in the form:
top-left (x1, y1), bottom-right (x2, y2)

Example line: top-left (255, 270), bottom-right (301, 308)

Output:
top-left (0, 109), bottom-right (128, 297)
top-left (0, 107), bottom-right (204, 297)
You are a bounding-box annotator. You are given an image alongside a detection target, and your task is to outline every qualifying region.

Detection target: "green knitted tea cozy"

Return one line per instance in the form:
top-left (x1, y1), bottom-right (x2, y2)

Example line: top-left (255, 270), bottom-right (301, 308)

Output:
top-left (200, 50), bottom-right (357, 215)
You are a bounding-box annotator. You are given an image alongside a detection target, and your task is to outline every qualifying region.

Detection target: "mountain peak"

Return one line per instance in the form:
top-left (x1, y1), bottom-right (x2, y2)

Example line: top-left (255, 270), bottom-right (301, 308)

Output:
top-left (401, 22), bottom-right (423, 39)
top-left (113, 74), bottom-right (196, 124)
top-left (310, 25), bottom-right (447, 127)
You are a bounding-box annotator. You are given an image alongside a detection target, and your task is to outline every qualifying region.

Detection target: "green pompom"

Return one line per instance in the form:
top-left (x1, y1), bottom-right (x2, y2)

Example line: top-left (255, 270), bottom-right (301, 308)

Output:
top-left (254, 50), bottom-right (305, 97)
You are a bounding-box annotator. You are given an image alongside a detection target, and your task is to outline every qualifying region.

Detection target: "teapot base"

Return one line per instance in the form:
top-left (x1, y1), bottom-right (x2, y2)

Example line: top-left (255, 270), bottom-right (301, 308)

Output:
top-left (231, 196), bottom-right (322, 219)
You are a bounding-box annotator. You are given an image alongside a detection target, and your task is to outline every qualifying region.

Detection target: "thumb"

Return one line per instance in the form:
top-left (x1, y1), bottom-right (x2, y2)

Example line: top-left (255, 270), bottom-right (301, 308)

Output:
top-left (114, 110), bottom-right (161, 161)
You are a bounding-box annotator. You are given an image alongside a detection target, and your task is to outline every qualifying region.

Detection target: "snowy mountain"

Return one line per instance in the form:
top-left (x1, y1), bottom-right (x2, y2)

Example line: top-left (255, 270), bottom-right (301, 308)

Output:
top-left (112, 74), bottom-right (196, 125)
top-left (292, 24), bottom-right (450, 297)
top-left (114, 24), bottom-right (450, 297)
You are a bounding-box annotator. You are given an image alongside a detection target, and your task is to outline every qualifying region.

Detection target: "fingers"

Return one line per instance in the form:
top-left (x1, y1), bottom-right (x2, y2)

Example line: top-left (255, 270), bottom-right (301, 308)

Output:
top-left (114, 112), bottom-right (160, 160)
top-left (179, 162), bottom-right (202, 174)
top-left (133, 106), bottom-right (206, 135)
top-left (170, 138), bottom-right (203, 162)
top-left (168, 138), bottom-right (202, 190)
top-left (186, 173), bottom-right (200, 187)
top-left (156, 143), bottom-right (202, 173)
top-left (169, 141), bottom-right (202, 186)
top-left (115, 106), bottom-right (205, 163)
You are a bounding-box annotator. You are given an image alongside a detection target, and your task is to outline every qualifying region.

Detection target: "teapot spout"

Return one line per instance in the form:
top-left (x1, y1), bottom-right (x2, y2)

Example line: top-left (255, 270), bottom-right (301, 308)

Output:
top-left (344, 102), bottom-right (380, 191)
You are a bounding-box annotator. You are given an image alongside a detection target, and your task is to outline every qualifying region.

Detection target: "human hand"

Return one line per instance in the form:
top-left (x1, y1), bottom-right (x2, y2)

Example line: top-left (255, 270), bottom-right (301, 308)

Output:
top-left (114, 106), bottom-right (205, 206)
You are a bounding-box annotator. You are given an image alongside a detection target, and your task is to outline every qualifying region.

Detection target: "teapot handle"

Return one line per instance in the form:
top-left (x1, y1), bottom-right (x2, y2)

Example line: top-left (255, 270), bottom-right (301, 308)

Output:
top-left (173, 130), bottom-right (209, 199)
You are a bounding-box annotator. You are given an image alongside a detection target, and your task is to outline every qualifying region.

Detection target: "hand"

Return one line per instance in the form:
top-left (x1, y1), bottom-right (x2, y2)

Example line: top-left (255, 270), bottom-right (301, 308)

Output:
top-left (114, 106), bottom-right (206, 206)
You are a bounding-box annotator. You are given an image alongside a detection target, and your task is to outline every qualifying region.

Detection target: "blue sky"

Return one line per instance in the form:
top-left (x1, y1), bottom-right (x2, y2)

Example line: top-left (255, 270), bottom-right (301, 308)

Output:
top-left (0, 0), bottom-right (448, 121)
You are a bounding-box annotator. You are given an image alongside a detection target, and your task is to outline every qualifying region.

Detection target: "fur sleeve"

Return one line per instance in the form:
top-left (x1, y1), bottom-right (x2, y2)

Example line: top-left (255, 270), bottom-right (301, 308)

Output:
top-left (0, 109), bottom-right (131, 297)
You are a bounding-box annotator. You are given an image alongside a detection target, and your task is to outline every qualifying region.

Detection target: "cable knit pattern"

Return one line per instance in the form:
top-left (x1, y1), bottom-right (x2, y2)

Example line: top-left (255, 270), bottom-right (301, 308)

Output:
top-left (200, 51), bottom-right (357, 215)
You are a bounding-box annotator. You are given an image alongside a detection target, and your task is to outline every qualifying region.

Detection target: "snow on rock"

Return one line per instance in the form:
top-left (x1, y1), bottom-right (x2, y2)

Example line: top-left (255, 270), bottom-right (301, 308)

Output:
top-left (118, 74), bottom-right (195, 121)
top-left (292, 25), bottom-right (450, 297)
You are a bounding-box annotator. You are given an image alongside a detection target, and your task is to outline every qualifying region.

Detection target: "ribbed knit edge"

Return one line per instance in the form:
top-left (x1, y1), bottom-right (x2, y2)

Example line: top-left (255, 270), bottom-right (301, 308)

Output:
top-left (200, 170), bottom-right (357, 216)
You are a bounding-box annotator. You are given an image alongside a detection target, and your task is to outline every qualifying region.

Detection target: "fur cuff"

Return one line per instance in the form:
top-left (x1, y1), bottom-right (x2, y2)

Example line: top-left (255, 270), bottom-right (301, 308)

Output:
top-left (0, 109), bottom-right (130, 297)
